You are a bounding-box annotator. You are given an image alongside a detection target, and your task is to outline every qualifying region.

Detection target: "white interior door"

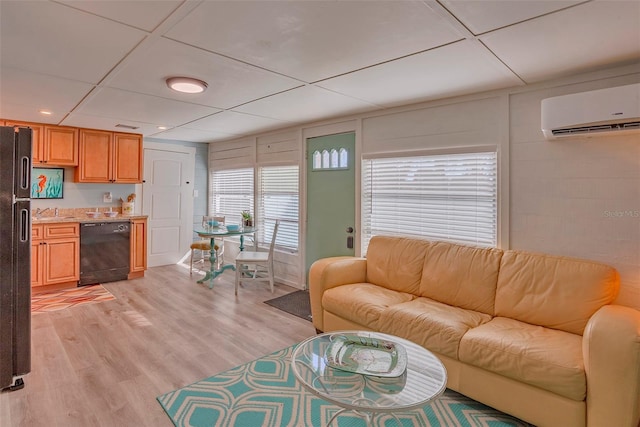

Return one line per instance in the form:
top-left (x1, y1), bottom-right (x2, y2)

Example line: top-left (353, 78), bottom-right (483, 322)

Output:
top-left (142, 143), bottom-right (195, 267)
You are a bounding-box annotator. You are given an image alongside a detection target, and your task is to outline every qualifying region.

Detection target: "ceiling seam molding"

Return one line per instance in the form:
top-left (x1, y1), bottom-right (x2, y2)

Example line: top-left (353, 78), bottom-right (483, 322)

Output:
top-left (424, 1), bottom-right (527, 86)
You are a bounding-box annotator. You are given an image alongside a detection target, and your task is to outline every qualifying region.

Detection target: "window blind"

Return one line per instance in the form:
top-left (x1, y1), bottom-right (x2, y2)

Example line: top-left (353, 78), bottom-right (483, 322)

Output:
top-left (258, 166), bottom-right (299, 251)
top-left (362, 151), bottom-right (497, 253)
top-left (210, 168), bottom-right (254, 226)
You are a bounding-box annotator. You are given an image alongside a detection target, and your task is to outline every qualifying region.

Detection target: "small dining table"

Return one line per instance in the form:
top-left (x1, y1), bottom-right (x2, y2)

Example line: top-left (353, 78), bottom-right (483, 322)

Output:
top-left (193, 226), bottom-right (256, 289)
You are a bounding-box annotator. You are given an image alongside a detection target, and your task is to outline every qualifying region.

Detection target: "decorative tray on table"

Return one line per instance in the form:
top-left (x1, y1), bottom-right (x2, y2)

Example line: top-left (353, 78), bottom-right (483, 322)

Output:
top-left (325, 334), bottom-right (407, 377)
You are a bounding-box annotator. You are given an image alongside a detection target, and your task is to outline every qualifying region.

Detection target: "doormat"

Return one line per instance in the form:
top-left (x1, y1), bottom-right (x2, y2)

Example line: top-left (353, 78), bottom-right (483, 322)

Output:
top-left (264, 290), bottom-right (312, 322)
top-left (157, 345), bottom-right (533, 427)
top-left (31, 284), bottom-right (115, 313)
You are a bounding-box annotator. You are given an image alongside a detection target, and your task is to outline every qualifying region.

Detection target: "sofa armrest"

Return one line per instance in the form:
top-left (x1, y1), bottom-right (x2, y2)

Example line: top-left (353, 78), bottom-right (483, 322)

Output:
top-left (583, 305), bottom-right (640, 427)
top-left (309, 256), bottom-right (367, 332)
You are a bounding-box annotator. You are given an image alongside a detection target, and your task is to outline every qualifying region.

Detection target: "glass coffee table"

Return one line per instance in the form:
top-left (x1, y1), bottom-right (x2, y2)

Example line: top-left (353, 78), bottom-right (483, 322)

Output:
top-left (291, 330), bottom-right (447, 426)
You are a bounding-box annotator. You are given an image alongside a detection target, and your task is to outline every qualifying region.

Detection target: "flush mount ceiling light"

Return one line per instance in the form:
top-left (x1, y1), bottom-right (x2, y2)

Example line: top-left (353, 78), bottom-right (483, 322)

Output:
top-left (166, 77), bottom-right (208, 94)
top-left (39, 109), bottom-right (53, 115)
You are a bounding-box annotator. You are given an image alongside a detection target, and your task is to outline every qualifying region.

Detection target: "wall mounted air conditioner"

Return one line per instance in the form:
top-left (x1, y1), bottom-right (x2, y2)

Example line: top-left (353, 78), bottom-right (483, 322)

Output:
top-left (541, 83), bottom-right (640, 139)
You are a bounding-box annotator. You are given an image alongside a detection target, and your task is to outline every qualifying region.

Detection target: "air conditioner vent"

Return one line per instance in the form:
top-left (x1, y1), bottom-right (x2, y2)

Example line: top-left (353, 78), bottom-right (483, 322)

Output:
top-left (551, 121), bottom-right (640, 136)
top-left (622, 121), bottom-right (640, 129)
top-left (115, 124), bottom-right (139, 130)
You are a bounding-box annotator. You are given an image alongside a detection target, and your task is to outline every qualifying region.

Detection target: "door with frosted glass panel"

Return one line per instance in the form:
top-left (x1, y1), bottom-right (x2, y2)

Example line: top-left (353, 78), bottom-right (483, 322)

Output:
top-left (305, 133), bottom-right (355, 282)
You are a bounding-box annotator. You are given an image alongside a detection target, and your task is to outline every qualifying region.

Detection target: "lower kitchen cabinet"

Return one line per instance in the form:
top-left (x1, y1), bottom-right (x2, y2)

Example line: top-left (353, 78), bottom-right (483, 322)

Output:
top-left (31, 223), bottom-right (80, 288)
top-left (129, 218), bottom-right (147, 278)
top-left (31, 225), bottom-right (44, 287)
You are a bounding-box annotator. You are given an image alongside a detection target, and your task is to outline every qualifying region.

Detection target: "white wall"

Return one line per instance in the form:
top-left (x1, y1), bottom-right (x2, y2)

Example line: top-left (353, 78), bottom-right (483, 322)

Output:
top-left (209, 64), bottom-right (640, 309)
top-left (509, 72), bottom-right (640, 309)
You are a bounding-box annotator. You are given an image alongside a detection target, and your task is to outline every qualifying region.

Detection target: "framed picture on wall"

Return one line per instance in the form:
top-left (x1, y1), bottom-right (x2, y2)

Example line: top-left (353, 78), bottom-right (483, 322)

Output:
top-left (31, 167), bottom-right (64, 199)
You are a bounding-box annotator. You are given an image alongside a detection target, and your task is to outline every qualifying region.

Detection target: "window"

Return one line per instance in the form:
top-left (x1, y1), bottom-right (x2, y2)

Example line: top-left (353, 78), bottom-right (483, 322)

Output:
top-left (339, 148), bottom-right (348, 168)
top-left (312, 148), bottom-right (349, 170)
top-left (210, 168), bottom-right (254, 226)
top-left (362, 150), bottom-right (497, 253)
top-left (257, 165), bottom-right (299, 251)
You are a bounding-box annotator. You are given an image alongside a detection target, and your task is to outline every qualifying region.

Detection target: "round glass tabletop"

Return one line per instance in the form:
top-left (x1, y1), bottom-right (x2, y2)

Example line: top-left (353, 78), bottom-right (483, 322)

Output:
top-left (291, 330), bottom-right (447, 415)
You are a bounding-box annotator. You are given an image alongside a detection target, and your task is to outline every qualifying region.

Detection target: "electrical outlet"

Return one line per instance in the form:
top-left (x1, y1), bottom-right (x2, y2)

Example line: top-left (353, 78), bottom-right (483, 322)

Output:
top-left (103, 192), bottom-right (113, 203)
top-left (193, 189), bottom-right (199, 198)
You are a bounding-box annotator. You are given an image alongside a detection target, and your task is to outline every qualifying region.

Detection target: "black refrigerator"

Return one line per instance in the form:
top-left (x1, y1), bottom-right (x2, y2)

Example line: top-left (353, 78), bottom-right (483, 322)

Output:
top-left (0, 125), bottom-right (32, 391)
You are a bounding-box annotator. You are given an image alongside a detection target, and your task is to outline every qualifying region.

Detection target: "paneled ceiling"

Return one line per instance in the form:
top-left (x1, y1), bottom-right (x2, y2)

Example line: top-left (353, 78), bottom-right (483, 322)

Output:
top-left (1, 0), bottom-right (639, 143)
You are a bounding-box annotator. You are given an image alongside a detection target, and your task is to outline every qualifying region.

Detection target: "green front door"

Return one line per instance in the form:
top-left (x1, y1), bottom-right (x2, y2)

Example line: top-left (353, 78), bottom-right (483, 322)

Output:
top-left (305, 132), bottom-right (356, 283)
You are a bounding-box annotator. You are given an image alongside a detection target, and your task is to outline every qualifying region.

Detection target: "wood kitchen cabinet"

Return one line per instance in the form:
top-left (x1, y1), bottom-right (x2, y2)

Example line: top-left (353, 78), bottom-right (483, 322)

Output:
top-left (42, 125), bottom-right (78, 166)
top-left (31, 223), bottom-right (79, 288)
top-left (76, 130), bottom-right (142, 183)
top-left (3, 120), bottom-right (44, 164)
top-left (31, 225), bottom-right (44, 287)
top-left (129, 218), bottom-right (147, 279)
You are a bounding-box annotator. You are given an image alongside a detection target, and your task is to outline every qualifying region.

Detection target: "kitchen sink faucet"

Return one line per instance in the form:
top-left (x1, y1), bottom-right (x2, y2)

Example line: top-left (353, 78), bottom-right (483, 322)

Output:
top-left (34, 207), bottom-right (50, 218)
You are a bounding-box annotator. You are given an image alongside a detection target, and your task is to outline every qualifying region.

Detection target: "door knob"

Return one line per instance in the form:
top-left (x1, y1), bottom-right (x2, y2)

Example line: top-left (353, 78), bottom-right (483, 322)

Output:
top-left (346, 227), bottom-right (354, 233)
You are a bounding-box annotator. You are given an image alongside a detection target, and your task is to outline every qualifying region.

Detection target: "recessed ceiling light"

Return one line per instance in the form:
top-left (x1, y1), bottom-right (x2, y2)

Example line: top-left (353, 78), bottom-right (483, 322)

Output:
top-left (157, 126), bottom-right (168, 130)
top-left (166, 77), bottom-right (208, 94)
top-left (39, 109), bottom-right (53, 115)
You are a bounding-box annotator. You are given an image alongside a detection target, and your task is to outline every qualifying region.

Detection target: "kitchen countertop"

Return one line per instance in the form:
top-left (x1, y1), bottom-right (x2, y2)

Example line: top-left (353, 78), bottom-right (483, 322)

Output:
top-left (32, 215), bottom-right (147, 224)
top-left (31, 207), bottom-right (147, 225)
top-left (31, 207), bottom-right (147, 224)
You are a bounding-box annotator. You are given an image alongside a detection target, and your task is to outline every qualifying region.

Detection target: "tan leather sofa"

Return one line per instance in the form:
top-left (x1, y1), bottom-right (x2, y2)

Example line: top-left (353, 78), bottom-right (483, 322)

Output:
top-left (309, 236), bottom-right (640, 427)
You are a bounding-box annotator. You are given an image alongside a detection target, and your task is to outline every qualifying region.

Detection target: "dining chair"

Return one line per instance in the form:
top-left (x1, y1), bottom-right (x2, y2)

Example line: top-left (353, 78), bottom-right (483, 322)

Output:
top-left (189, 215), bottom-right (225, 275)
top-left (235, 219), bottom-right (280, 295)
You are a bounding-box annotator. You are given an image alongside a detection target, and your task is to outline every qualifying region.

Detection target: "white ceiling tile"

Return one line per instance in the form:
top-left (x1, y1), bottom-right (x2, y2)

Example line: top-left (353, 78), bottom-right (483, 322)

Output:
top-left (150, 127), bottom-right (235, 143)
top-left (76, 87), bottom-right (220, 126)
top-left (481, 1), bottom-right (640, 83)
top-left (318, 40), bottom-right (523, 108)
top-left (439, 0), bottom-right (586, 35)
top-left (165, 1), bottom-right (463, 82)
top-left (56, 0), bottom-right (182, 32)
top-left (233, 86), bottom-right (379, 123)
top-left (0, 1), bottom-right (637, 142)
top-left (107, 37), bottom-right (302, 109)
top-left (0, 68), bottom-right (94, 119)
top-left (187, 111), bottom-right (292, 136)
top-left (61, 113), bottom-right (163, 136)
top-left (0, 1), bottom-right (145, 83)
top-left (0, 103), bottom-right (62, 125)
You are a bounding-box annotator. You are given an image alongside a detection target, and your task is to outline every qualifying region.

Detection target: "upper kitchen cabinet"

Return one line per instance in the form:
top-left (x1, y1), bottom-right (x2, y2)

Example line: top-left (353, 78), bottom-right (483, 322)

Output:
top-left (113, 132), bottom-right (143, 183)
top-left (3, 120), bottom-right (44, 163)
top-left (42, 126), bottom-right (79, 166)
top-left (75, 130), bottom-right (142, 183)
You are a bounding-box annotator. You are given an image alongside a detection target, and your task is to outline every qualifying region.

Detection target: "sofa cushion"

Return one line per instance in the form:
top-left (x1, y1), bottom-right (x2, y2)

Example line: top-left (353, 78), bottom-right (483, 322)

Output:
top-left (366, 236), bottom-right (430, 294)
top-left (418, 241), bottom-right (503, 315)
top-left (495, 251), bottom-right (620, 335)
top-left (459, 317), bottom-right (585, 401)
top-left (377, 297), bottom-right (492, 360)
top-left (322, 283), bottom-right (414, 330)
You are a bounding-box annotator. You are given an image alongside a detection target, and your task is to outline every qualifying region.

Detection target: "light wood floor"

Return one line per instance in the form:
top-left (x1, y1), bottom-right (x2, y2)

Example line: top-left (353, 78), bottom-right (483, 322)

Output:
top-left (0, 264), bottom-right (315, 426)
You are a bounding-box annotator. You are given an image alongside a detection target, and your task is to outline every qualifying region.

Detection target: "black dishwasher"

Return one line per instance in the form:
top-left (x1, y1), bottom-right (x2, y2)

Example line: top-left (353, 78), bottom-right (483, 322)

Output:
top-left (79, 221), bottom-right (130, 286)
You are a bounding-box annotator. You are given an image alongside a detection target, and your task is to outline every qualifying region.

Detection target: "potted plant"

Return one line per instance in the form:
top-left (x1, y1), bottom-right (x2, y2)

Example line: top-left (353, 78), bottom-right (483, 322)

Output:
top-left (241, 210), bottom-right (253, 227)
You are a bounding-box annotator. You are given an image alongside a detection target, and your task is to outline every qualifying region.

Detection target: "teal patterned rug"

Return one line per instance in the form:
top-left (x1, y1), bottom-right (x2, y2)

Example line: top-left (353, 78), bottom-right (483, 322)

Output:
top-left (157, 345), bottom-right (533, 427)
